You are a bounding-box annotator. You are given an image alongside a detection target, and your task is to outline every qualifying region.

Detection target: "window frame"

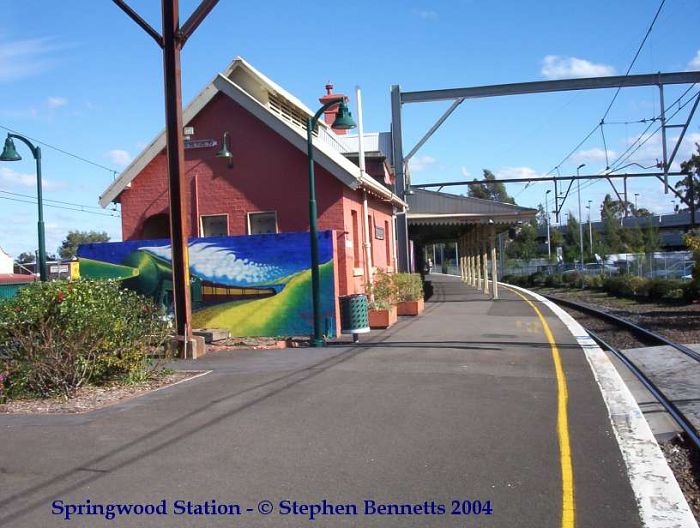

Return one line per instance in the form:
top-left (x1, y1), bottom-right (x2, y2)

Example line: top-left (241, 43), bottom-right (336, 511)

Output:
top-left (247, 210), bottom-right (278, 235)
top-left (200, 213), bottom-right (229, 237)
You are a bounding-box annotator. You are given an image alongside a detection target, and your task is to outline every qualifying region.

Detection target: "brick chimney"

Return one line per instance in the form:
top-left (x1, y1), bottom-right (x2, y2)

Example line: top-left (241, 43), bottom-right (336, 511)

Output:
top-left (319, 82), bottom-right (349, 135)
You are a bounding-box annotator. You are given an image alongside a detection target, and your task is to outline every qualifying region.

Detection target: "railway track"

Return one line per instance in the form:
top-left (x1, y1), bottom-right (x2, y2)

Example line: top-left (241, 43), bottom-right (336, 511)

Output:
top-left (543, 294), bottom-right (700, 452)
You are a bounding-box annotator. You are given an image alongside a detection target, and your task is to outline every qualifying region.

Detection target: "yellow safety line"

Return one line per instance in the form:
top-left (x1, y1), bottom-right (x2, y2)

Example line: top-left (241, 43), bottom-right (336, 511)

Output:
top-left (504, 285), bottom-right (575, 528)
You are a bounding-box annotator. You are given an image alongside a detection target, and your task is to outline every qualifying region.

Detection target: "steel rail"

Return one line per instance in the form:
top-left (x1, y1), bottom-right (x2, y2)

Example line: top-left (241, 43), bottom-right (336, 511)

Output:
top-left (585, 328), bottom-right (700, 451)
top-left (543, 294), bottom-right (700, 363)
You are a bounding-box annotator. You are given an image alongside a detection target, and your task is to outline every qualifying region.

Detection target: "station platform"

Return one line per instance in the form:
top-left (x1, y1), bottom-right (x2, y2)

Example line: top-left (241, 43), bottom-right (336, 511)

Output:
top-left (0, 274), bottom-right (695, 527)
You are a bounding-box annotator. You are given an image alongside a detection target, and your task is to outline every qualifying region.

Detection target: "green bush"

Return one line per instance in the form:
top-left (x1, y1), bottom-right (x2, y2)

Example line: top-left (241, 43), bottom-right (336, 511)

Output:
top-left (0, 280), bottom-right (171, 399)
top-left (367, 269), bottom-right (398, 310)
top-left (584, 274), bottom-right (604, 290)
top-left (393, 273), bottom-right (424, 302)
top-left (562, 271), bottom-right (581, 285)
top-left (544, 273), bottom-right (564, 288)
top-left (529, 271), bottom-right (547, 287)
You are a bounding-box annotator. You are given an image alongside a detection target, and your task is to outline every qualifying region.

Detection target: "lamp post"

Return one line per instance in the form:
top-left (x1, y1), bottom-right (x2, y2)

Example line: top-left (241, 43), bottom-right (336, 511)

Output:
top-left (576, 163), bottom-right (585, 270)
top-left (307, 98), bottom-right (356, 347)
top-left (545, 189), bottom-right (552, 261)
top-left (586, 200), bottom-right (593, 256)
top-left (1, 134), bottom-right (47, 281)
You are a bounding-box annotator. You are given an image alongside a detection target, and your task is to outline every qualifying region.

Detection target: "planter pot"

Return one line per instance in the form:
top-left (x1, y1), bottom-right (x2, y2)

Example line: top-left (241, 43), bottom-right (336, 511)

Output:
top-left (368, 305), bottom-right (398, 329)
top-left (397, 298), bottom-right (424, 316)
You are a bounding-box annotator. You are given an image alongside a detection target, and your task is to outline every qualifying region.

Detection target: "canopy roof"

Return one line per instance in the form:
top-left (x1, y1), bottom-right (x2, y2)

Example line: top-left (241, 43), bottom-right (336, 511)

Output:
top-left (407, 189), bottom-right (537, 226)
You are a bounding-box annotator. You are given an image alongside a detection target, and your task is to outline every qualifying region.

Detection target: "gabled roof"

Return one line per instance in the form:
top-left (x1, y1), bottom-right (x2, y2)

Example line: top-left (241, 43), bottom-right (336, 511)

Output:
top-left (407, 189), bottom-right (537, 225)
top-left (99, 57), bottom-right (405, 208)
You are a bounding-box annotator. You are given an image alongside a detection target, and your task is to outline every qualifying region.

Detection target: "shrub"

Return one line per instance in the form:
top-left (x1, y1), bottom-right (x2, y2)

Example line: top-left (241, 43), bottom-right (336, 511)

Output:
top-left (367, 269), bottom-right (398, 310)
top-left (544, 273), bottom-right (564, 288)
top-left (529, 271), bottom-right (547, 287)
top-left (584, 274), bottom-right (604, 290)
top-left (562, 271), bottom-right (581, 285)
top-left (0, 280), bottom-right (171, 399)
top-left (393, 273), bottom-right (424, 302)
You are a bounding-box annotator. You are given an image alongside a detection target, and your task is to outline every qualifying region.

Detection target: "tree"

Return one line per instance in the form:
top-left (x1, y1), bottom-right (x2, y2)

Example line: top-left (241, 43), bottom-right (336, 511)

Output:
top-left (506, 219), bottom-right (539, 262)
top-left (536, 203), bottom-right (548, 226)
top-left (563, 214), bottom-right (582, 263)
top-left (15, 251), bottom-right (35, 264)
top-left (468, 169), bottom-right (516, 204)
top-left (600, 193), bottom-right (633, 220)
top-left (675, 143), bottom-right (700, 213)
top-left (58, 230), bottom-right (110, 259)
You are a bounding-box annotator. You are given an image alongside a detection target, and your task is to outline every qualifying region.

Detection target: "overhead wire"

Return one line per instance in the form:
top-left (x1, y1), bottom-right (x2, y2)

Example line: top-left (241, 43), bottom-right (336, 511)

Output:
top-left (0, 196), bottom-right (120, 217)
top-left (0, 189), bottom-right (109, 211)
top-left (0, 124), bottom-right (119, 177)
top-left (543, 0), bottom-right (667, 178)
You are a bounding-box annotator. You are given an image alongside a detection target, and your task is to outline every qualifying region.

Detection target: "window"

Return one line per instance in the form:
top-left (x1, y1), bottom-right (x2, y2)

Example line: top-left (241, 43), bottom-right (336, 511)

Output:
top-left (351, 210), bottom-right (360, 268)
top-left (201, 214), bottom-right (228, 237)
top-left (248, 211), bottom-right (277, 234)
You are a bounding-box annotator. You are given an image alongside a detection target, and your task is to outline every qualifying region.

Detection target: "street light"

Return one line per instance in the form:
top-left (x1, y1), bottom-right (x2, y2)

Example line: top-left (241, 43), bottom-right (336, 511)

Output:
top-left (307, 97), bottom-right (356, 347)
top-left (1, 134), bottom-right (47, 281)
top-left (576, 163), bottom-right (585, 270)
top-left (586, 200), bottom-right (593, 255)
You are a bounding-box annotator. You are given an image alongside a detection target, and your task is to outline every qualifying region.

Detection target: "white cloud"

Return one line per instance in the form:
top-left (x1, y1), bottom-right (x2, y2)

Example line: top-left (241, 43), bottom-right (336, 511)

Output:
top-left (495, 166), bottom-right (546, 180)
top-left (461, 166), bottom-right (471, 178)
top-left (0, 37), bottom-right (62, 83)
top-left (412, 9), bottom-right (438, 20)
top-left (0, 166), bottom-right (66, 191)
top-left (541, 55), bottom-right (616, 80)
top-left (572, 148), bottom-right (617, 164)
top-left (142, 242), bottom-right (283, 285)
top-left (408, 155), bottom-right (436, 173)
top-left (619, 132), bottom-right (700, 171)
top-left (47, 96), bottom-right (67, 109)
top-left (107, 149), bottom-right (132, 167)
top-left (688, 50), bottom-right (700, 70)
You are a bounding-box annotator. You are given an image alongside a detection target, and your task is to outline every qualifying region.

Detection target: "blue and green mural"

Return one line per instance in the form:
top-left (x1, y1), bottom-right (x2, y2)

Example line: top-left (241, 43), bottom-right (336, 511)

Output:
top-left (77, 231), bottom-right (336, 337)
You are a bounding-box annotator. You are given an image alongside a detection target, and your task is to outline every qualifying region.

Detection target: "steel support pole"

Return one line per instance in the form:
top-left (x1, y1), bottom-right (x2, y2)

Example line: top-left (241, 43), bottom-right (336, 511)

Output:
top-left (490, 224), bottom-right (498, 300)
top-left (659, 83), bottom-right (669, 193)
top-left (475, 229), bottom-right (482, 290)
top-left (390, 85), bottom-right (410, 271)
top-left (34, 147), bottom-right (47, 282)
top-left (161, 0), bottom-right (192, 342)
top-left (482, 231), bottom-right (489, 295)
top-left (306, 117), bottom-right (324, 347)
top-left (577, 179), bottom-right (584, 269)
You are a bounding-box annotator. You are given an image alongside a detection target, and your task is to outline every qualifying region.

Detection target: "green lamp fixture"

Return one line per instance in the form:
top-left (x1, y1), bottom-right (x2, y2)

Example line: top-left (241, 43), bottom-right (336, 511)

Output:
top-left (216, 131), bottom-right (233, 168)
top-left (0, 137), bottom-right (22, 162)
top-left (330, 100), bottom-right (357, 130)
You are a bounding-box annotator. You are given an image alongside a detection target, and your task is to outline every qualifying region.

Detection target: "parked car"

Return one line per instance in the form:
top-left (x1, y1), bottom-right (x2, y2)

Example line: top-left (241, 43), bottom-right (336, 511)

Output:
top-left (562, 263), bottom-right (618, 276)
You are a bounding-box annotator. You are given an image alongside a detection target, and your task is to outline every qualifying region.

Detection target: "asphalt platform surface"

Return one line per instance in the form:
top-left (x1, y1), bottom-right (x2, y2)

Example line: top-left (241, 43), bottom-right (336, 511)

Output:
top-left (0, 274), bottom-right (642, 527)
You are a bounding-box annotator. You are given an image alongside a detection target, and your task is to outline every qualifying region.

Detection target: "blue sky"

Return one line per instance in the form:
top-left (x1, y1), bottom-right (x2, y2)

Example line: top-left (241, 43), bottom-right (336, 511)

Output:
top-left (1, 0), bottom-right (699, 257)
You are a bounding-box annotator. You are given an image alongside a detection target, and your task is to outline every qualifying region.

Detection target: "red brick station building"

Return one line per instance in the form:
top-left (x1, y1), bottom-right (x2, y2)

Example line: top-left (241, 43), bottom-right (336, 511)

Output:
top-left (99, 58), bottom-right (535, 298)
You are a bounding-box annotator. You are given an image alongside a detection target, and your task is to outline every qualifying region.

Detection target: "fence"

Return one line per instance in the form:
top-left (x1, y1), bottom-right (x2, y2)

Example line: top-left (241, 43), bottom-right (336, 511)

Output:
top-left (503, 251), bottom-right (695, 279)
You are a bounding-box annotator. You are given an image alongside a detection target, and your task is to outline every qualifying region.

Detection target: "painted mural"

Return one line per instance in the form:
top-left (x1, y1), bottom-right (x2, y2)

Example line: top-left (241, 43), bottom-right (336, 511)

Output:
top-left (77, 231), bottom-right (337, 337)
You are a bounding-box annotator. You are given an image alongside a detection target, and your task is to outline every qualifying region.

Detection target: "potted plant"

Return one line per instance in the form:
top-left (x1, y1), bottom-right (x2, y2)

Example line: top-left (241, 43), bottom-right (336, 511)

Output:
top-left (394, 273), bottom-right (425, 316)
top-left (367, 269), bottom-right (398, 329)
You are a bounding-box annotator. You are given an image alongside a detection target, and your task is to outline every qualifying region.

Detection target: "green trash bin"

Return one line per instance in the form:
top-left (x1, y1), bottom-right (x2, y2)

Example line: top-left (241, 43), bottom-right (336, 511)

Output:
top-left (339, 294), bottom-right (370, 335)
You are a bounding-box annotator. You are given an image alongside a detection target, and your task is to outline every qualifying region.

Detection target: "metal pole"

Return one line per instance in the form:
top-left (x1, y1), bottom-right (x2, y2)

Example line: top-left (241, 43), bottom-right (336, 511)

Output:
top-left (577, 164), bottom-right (585, 269)
top-left (545, 190), bottom-right (551, 261)
top-left (490, 224), bottom-right (498, 299)
top-left (34, 147), bottom-right (47, 282)
top-left (307, 117), bottom-right (324, 347)
top-left (587, 202), bottom-right (593, 255)
top-left (390, 85), bottom-right (410, 271)
top-left (161, 0), bottom-right (192, 343)
top-left (659, 83), bottom-right (669, 193)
